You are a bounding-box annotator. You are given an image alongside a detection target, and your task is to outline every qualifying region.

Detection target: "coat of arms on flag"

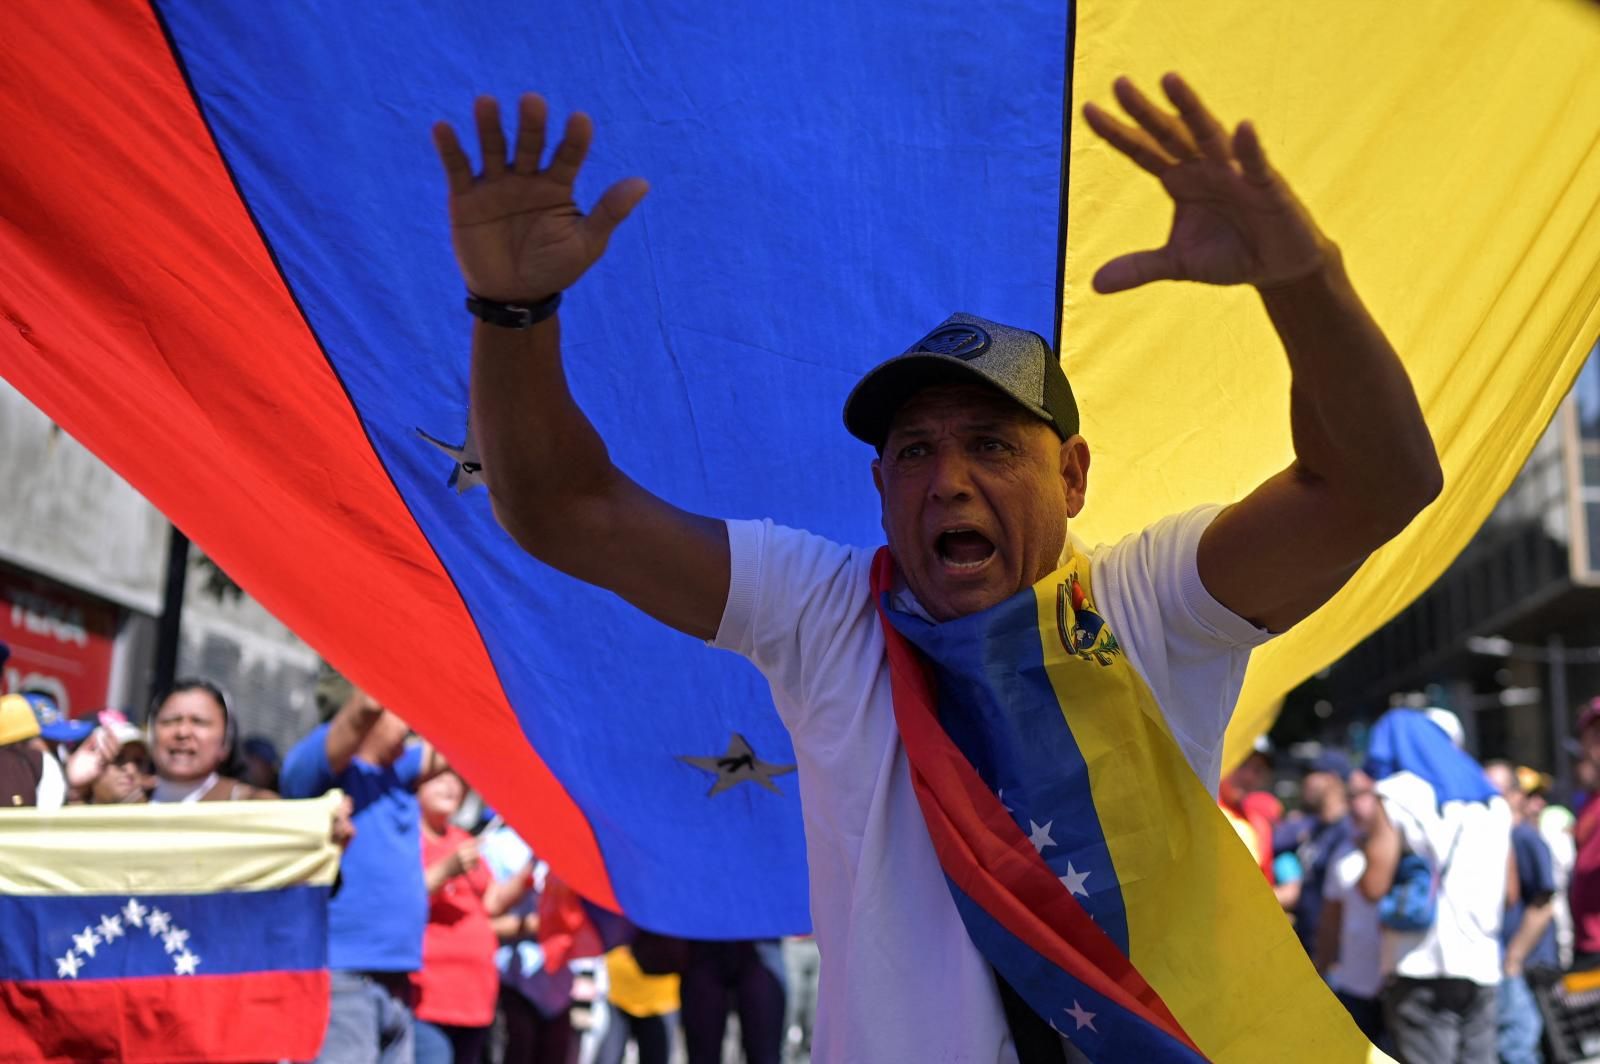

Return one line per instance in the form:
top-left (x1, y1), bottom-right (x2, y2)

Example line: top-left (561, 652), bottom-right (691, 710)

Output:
top-left (0, 793), bottom-right (341, 1064)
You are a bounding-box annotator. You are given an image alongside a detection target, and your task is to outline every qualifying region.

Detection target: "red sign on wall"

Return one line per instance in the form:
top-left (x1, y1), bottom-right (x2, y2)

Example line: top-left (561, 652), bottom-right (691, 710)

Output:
top-left (0, 565), bottom-right (119, 717)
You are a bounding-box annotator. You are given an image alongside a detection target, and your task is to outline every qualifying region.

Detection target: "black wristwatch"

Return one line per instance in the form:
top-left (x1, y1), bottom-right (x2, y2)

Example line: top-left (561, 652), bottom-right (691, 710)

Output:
top-left (465, 290), bottom-right (563, 329)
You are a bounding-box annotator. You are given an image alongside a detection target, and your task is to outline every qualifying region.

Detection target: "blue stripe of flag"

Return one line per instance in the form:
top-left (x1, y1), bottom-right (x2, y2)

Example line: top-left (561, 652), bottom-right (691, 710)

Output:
top-left (0, 886), bottom-right (329, 981)
top-left (886, 589), bottom-right (1131, 951)
top-left (947, 878), bottom-right (1204, 1061)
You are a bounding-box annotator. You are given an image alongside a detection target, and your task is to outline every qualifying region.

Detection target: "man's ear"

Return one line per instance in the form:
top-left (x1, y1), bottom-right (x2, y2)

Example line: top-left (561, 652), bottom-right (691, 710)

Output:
top-left (1060, 435), bottom-right (1090, 518)
top-left (871, 458), bottom-right (889, 534)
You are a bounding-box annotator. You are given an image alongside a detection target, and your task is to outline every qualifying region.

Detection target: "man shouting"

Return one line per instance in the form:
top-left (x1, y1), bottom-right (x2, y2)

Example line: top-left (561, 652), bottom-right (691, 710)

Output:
top-left (432, 73), bottom-right (1439, 1061)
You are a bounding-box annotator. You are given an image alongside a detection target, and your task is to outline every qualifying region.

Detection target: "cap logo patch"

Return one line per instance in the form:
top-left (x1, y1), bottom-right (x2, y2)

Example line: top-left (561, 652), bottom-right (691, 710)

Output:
top-left (914, 324), bottom-right (991, 360)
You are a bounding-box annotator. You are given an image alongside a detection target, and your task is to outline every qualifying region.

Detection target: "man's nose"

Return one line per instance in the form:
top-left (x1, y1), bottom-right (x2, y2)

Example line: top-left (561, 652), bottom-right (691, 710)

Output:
top-left (926, 448), bottom-right (975, 502)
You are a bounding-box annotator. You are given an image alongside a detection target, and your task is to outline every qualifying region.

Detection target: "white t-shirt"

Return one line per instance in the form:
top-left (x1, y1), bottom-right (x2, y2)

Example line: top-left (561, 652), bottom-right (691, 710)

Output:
top-left (1324, 841), bottom-right (1384, 999)
top-left (713, 505), bottom-right (1269, 1063)
top-left (1375, 772), bottom-right (1511, 987)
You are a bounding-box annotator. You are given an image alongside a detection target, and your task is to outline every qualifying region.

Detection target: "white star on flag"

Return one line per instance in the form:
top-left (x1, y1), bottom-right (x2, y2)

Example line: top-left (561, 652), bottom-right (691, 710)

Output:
top-left (55, 951), bottom-right (82, 979)
top-left (173, 950), bottom-right (200, 976)
top-left (1027, 819), bottom-right (1055, 853)
top-left (1059, 862), bottom-right (1091, 898)
top-left (162, 928), bottom-right (190, 955)
top-left (997, 788), bottom-right (1014, 814)
top-left (97, 914), bottom-right (124, 942)
top-left (146, 908), bottom-right (172, 936)
top-left (122, 898), bottom-right (147, 927)
top-left (1066, 1001), bottom-right (1097, 1032)
top-left (71, 927), bottom-right (101, 958)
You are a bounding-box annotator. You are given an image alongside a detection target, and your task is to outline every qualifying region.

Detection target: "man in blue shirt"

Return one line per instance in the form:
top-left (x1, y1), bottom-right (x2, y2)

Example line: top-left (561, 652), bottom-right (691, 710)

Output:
top-left (1276, 750), bottom-right (1355, 952)
top-left (1486, 760), bottom-right (1558, 1064)
top-left (282, 668), bottom-right (447, 1064)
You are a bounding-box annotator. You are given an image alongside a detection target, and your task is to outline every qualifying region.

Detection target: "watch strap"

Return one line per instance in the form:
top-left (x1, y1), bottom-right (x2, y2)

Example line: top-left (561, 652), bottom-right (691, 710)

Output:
top-left (466, 290), bottom-right (563, 329)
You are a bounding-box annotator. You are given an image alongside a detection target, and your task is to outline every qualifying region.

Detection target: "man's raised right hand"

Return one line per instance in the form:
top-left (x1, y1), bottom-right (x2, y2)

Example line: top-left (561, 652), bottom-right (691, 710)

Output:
top-left (432, 94), bottom-right (649, 303)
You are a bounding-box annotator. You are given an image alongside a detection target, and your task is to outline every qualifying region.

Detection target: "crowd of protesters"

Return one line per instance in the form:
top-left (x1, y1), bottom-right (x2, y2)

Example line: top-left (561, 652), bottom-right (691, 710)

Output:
top-left (1229, 699), bottom-right (1600, 1064)
top-left (21, 620), bottom-right (1600, 1063)
top-left (0, 637), bottom-right (815, 1064)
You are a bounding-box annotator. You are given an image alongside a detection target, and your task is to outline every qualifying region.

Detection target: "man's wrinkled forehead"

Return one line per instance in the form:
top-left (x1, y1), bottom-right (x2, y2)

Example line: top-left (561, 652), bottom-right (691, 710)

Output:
top-left (883, 381), bottom-right (1048, 441)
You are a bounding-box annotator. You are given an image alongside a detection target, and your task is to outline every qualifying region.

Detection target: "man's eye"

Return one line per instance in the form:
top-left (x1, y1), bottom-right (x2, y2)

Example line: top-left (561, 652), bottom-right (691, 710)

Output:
top-left (978, 438), bottom-right (1009, 453)
top-left (897, 443), bottom-right (930, 460)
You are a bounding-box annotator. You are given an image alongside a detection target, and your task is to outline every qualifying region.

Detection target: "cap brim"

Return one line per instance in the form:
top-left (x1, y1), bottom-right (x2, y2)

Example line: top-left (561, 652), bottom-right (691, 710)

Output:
top-left (842, 353), bottom-right (1053, 447)
top-left (41, 720), bottom-right (96, 743)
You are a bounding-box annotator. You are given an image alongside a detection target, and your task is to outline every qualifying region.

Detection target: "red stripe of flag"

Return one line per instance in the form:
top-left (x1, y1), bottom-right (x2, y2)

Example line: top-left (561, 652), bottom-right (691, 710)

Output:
top-left (0, 970), bottom-right (329, 1064)
top-left (0, 0), bottom-right (614, 905)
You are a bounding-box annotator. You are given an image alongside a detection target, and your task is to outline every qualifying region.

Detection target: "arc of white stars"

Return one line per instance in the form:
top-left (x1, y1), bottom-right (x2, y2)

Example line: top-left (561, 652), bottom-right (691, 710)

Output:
top-left (146, 908), bottom-right (172, 936)
top-left (122, 898), bottom-right (147, 927)
top-left (1066, 1001), bottom-right (1097, 1032)
top-left (55, 951), bottom-right (83, 979)
top-left (1059, 862), bottom-right (1091, 898)
top-left (97, 913), bottom-right (124, 942)
top-left (72, 927), bottom-right (102, 958)
top-left (173, 950), bottom-right (200, 976)
top-left (162, 928), bottom-right (190, 955)
top-left (1027, 819), bottom-right (1055, 853)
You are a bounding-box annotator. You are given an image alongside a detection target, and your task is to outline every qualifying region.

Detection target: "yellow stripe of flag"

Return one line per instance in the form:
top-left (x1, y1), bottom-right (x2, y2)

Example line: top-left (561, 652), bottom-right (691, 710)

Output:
top-left (1063, 0), bottom-right (1600, 766)
top-left (0, 792), bottom-right (343, 896)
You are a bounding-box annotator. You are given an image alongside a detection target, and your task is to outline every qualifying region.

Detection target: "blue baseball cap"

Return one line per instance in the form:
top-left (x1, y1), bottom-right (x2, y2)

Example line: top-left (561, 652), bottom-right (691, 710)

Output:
top-left (1308, 750), bottom-right (1352, 782)
top-left (24, 692), bottom-right (95, 744)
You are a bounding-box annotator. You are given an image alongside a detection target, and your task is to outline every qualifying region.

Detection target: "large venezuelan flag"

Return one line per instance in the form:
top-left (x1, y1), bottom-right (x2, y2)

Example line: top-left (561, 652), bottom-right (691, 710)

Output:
top-left (1, 1), bottom-right (1598, 942)
top-left (0, 794), bottom-right (341, 1064)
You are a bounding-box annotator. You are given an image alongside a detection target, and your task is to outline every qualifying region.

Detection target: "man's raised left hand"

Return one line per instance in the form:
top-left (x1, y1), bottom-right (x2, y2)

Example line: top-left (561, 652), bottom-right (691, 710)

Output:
top-left (1084, 73), bottom-right (1331, 294)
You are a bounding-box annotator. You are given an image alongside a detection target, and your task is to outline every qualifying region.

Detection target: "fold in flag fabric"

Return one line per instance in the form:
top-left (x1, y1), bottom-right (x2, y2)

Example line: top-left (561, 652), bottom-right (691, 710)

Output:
top-left (0, 794), bottom-right (341, 1064)
top-left (1, 0), bottom-right (1598, 940)
top-left (1060, 1), bottom-right (1600, 769)
top-left (873, 551), bottom-right (1390, 1062)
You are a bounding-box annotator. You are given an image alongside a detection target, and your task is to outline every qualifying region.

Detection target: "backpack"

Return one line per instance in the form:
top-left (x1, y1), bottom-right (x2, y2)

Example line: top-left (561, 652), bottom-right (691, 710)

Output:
top-left (1378, 822), bottom-right (1464, 932)
top-left (0, 743), bottom-right (45, 808)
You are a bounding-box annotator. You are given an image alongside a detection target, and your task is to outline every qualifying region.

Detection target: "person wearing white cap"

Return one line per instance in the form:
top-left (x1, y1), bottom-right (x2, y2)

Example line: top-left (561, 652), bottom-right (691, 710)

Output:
top-left (433, 71), bottom-right (1443, 1060)
top-left (82, 720), bottom-right (153, 805)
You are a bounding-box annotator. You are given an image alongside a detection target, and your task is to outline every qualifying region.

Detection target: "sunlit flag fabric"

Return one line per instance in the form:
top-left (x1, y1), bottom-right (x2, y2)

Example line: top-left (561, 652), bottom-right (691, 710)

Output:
top-left (0, 0), bottom-right (1597, 946)
top-left (0, 795), bottom-right (341, 1063)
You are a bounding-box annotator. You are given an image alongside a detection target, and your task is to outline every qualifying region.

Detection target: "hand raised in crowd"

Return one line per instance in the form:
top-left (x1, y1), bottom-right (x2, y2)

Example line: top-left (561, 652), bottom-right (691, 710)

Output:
top-left (448, 836), bottom-right (480, 878)
top-left (432, 94), bottom-right (649, 302)
top-left (64, 724), bottom-right (121, 791)
top-left (1083, 73), bottom-right (1332, 293)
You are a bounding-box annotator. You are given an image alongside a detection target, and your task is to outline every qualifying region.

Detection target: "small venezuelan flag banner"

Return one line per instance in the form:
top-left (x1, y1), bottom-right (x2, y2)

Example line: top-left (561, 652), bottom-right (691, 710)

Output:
top-left (0, 793), bottom-right (342, 1064)
top-left (872, 551), bottom-right (1389, 1062)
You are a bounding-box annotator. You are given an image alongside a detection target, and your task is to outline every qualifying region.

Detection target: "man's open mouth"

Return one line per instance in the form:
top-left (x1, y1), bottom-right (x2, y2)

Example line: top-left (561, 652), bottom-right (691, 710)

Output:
top-left (935, 528), bottom-right (996, 571)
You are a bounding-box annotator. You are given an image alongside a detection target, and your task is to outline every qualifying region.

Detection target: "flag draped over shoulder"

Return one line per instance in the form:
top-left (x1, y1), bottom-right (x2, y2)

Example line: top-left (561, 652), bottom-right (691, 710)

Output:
top-left (1060, 1), bottom-right (1600, 768)
top-left (0, 793), bottom-right (341, 1064)
top-left (873, 551), bottom-right (1392, 1062)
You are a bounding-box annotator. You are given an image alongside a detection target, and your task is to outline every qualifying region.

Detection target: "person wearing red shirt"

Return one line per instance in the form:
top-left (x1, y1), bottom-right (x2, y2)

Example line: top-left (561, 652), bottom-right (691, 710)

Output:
top-left (412, 771), bottom-right (533, 1064)
top-left (1570, 702), bottom-right (1600, 968)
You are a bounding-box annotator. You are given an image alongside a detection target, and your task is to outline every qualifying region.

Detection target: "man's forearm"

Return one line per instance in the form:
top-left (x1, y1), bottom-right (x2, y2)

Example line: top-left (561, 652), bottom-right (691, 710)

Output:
top-left (1260, 251), bottom-right (1443, 536)
top-left (1359, 807), bottom-right (1401, 902)
top-left (471, 314), bottom-right (620, 566)
top-left (1506, 901), bottom-right (1555, 973)
top-left (325, 701), bottom-right (383, 776)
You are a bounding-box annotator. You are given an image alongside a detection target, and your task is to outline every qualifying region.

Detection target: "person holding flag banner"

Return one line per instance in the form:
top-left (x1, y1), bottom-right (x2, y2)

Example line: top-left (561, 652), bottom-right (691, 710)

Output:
top-left (0, 791), bottom-right (343, 1063)
top-left (437, 67), bottom-right (1437, 1060)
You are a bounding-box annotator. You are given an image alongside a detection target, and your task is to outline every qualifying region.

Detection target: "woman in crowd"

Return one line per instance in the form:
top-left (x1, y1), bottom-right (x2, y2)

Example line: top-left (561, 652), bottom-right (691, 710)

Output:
top-left (412, 770), bottom-right (532, 1064)
top-left (147, 679), bottom-right (275, 802)
top-left (82, 719), bottom-right (152, 804)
